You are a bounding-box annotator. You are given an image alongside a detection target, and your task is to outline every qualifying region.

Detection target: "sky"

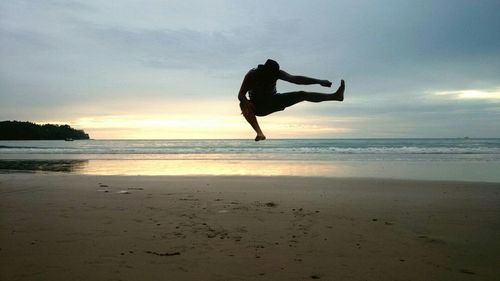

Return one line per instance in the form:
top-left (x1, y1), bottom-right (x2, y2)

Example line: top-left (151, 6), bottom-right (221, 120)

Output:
top-left (1, 0), bottom-right (499, 139)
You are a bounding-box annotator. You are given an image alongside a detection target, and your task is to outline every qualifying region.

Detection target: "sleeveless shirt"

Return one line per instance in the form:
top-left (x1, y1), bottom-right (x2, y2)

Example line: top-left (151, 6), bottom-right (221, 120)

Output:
top-left (247, 67), bottom-right (278, 101)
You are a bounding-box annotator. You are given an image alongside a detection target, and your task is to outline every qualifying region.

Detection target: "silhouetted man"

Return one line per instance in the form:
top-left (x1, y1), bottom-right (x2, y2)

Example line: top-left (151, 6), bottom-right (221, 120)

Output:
top-left (238, 59), bottom-right (345, 141)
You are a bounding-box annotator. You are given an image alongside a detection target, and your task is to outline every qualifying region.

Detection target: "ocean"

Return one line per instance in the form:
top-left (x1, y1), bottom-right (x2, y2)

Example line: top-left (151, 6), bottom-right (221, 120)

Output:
top-left (1, 138), bottom-right (499, 182)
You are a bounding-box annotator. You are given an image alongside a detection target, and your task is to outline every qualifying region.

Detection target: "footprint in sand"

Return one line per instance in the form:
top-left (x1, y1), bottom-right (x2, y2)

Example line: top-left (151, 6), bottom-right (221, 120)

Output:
top-left (460, 269), bottom-right (475, 275)
top-left (418, 235), bottom-right (446, 244)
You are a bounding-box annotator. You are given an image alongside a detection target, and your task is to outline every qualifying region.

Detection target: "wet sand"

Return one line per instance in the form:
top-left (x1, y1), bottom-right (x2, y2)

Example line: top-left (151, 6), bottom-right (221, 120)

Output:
top-left (1, 174), bottom-right (499, 280)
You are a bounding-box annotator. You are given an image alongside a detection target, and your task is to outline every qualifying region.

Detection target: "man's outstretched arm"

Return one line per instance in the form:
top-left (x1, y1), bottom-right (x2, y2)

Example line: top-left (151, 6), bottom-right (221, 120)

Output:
top-left (278, 70), bottom-right (332, 87)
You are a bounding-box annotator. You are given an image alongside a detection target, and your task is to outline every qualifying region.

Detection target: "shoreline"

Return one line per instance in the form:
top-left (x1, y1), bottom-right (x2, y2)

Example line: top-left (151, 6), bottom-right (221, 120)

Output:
top-left (1, 174), bottom-right (499, 280)
top-left (1, 158), bottom-right (500, 182)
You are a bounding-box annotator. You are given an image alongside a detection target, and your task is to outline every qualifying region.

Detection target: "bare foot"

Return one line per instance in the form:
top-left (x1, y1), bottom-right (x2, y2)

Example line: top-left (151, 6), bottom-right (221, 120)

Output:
top-left (255, 135), bottom-right (266, 142)
top-left (333, 79), bottom-right (345, 101)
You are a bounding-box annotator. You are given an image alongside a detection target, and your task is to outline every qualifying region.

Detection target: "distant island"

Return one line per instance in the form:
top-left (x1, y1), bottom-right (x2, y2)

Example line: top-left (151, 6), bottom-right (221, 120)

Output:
top-left (0, 121), bottom-right (90, 140)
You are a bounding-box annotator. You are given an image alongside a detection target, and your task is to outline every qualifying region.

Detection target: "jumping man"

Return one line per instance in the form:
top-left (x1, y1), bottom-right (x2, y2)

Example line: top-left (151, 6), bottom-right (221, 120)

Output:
top-left (238, 59), bottom-right (345, 141)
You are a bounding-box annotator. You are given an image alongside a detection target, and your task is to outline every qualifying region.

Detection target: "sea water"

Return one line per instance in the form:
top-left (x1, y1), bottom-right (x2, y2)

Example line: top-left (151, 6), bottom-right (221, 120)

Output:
top-left (1, 139), bottom-right (499, 182)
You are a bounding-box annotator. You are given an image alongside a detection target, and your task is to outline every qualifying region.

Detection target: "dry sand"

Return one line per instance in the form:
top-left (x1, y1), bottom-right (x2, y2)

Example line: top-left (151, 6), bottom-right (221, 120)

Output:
top-left (1, 174), bottom-right (499, 281)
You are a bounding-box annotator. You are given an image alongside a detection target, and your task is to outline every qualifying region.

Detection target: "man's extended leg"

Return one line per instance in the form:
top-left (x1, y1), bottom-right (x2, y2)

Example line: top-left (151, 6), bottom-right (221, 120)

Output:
top-left (240, 103), bottom-right (266, 141)
top-left (281, 80), bottom-right (345, 107)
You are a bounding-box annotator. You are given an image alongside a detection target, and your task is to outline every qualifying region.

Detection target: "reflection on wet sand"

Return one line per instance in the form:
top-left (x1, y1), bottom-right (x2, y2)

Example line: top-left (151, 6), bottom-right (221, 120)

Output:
top-left (1, 159), bottom-right (497, 181)
top-left (0, 159), bottom-right (337, 176)
top-left (80, 160), bottom-right (341, 176)
top-left (0, 159), bottom-right (339, 176)
top-left (0, 160), bottom-right (88, 173)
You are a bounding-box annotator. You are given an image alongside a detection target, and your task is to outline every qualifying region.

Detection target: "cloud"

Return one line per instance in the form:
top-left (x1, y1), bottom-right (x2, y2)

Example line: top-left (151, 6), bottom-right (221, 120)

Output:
top-left (434, 88), bottom-right (500, 101)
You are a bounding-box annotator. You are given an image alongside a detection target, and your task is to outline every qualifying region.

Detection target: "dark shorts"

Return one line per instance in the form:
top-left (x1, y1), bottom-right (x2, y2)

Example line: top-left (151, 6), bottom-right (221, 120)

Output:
top-left (251, 92), bottom-right (303, 116)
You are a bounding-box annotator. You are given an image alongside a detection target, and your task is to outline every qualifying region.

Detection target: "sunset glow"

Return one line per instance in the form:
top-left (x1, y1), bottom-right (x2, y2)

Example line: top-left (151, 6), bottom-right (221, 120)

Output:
top-left (52, 114), bottom-right (354, 139)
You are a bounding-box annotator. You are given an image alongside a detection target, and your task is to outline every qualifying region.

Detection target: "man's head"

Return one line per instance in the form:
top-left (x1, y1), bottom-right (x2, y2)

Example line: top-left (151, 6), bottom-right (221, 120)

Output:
top-left (264, 59), bottom-right (279, 75)
top-left (257, 59), bottom-right (280, 80)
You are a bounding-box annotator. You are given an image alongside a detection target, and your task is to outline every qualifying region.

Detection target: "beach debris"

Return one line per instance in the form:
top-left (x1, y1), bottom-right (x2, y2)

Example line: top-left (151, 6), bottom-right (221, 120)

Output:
top-left (144, 250), bottom-right (180, 257)
top-left (99, 184), bottom-right (109, 188)
top-left (117, 190), bottom-right (131, 194)
top-left (265, 202), bottom-right (278, 207)
top-left (97, 189), bottom-right (109, 193)
top-left (384, 221), bottom-right (393, 225)
top-left (311, 275), bottom-right (321, 279)
top-left (372, 218), bottom-right (378, 222)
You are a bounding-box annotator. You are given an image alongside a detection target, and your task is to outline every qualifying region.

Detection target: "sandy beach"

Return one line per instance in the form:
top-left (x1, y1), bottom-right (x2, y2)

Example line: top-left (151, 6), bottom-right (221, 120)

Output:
top-left (1, 174), bottom-right (499, 280)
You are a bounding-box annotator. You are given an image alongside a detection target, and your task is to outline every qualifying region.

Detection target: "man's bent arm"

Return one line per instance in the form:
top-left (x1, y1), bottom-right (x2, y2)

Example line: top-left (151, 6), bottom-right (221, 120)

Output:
top-left (238, 75), bottom-right (250, 101)
top-left (237, 74), bottom-right (265, 140)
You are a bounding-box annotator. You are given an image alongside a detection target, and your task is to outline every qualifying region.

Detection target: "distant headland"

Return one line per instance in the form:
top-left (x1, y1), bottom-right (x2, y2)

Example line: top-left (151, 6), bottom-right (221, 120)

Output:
top-left (0, 121), bottom-right (90, 140)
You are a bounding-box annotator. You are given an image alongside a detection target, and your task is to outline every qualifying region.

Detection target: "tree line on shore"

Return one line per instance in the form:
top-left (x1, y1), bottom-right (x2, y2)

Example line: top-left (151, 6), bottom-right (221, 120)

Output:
top-left (0, 121), bottom-right (90, 140)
